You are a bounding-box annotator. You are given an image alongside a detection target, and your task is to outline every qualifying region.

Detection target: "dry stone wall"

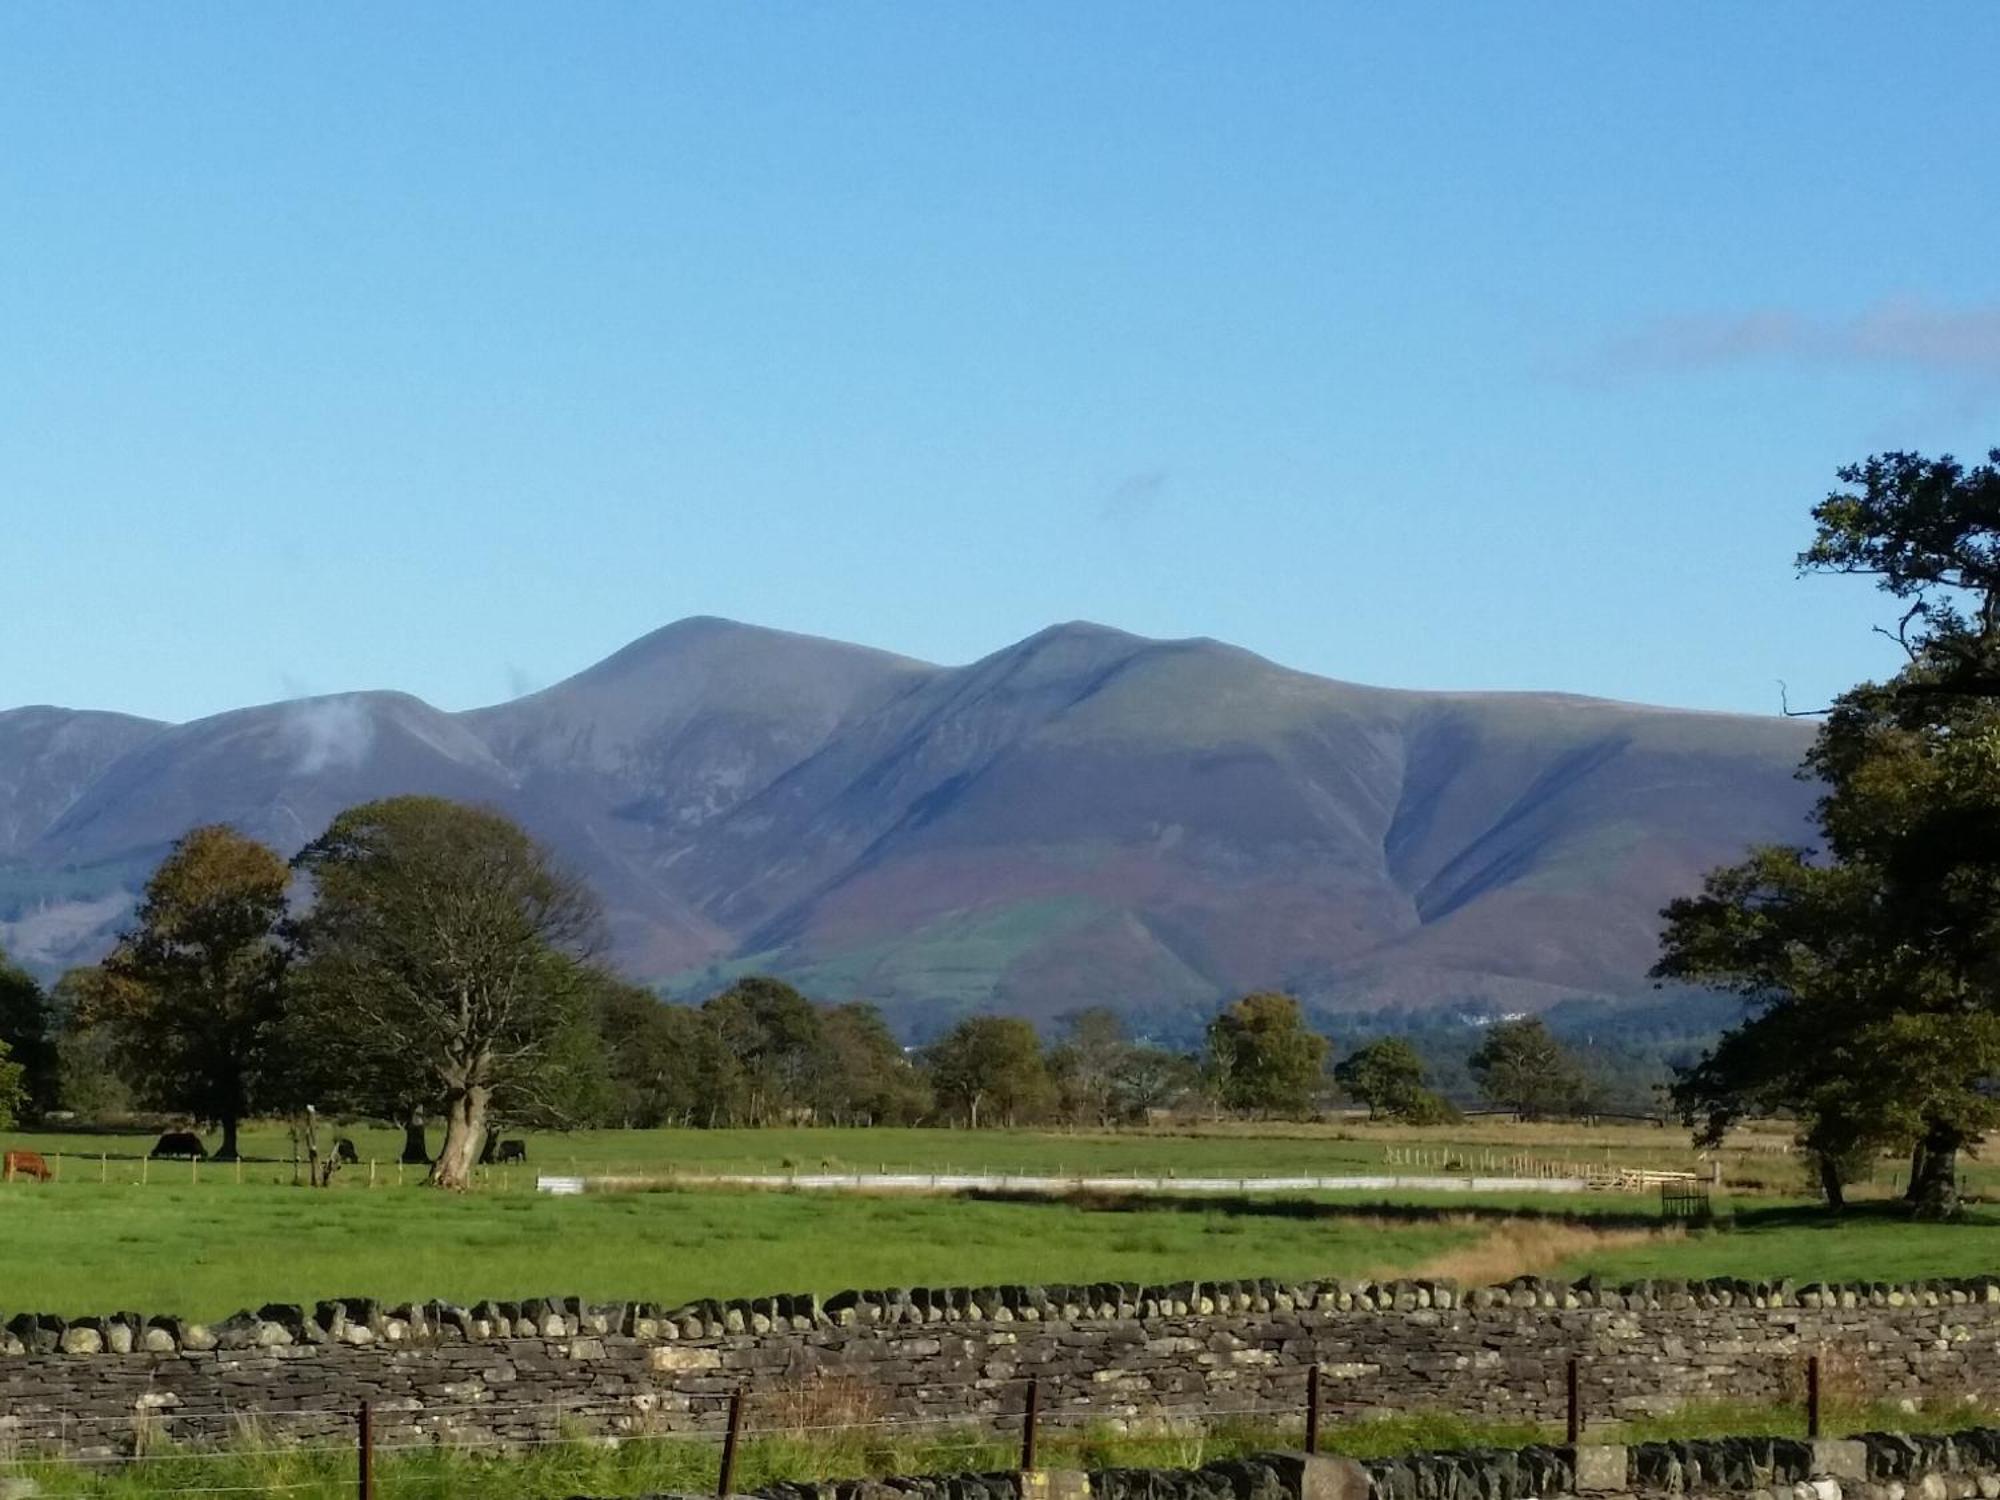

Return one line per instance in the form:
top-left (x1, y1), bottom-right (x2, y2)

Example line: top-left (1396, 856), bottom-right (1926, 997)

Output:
top-left (1, 1275), bottom-right (1997, 1455)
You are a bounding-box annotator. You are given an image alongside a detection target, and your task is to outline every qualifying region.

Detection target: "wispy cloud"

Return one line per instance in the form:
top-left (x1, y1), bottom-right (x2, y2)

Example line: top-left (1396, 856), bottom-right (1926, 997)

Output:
top-left (1584, 299), bottom-right (2000, 385)
top-left (1100, 469), bottom-right (1170, 526)
top-left (284, 696), bottom-right (376, 775)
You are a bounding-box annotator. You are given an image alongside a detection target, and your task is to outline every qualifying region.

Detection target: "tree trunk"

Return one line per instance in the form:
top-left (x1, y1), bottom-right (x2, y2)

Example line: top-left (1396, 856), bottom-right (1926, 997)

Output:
top-left (1905, 1139), bottom-right (1929, 1204)
top-left (400, 1112), bottom-right (430, 1165)
top-left (1908, 1122), bottom-right (1963, 1221)
top-left (1816, 1153), bottom-right (1847, 1211)
top-left (215, 1116), bottom-right (241, 1162)
top-left (429, 1086), bottom-right (490, 1190)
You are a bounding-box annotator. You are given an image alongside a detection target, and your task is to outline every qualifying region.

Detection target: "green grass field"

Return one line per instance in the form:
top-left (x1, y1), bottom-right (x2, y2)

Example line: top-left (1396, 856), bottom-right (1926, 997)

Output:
top-left (1, 1121), bottom-right (1992, 1320)
top-left (2, 1171), bottom-right (1996, 1320)
top-left (1553, 1200), bottom-right (2000, 1283)
top-left (0, 1180), bottom-right (1493, 1318)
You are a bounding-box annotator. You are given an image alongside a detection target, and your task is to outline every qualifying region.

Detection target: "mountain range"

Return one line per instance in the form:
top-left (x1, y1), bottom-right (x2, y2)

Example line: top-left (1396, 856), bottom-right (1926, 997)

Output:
top-left (0, 619), bottom-right (1817, 1035)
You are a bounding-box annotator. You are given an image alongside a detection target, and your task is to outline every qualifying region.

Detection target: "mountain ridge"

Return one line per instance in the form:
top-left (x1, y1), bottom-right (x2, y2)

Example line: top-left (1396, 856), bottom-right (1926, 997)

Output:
top-left (0, 617), bottom-right (1818, 1030)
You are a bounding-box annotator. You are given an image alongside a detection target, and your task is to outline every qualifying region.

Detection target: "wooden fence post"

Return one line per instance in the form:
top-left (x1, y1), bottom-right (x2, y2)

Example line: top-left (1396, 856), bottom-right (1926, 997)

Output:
top-left (717, 1388), bottom-right (744, 1497)
top-left (357, 1400), bottom-right (374, 1500)
top-left (1305, 1365), bottom-right (1322, 1454)
top-left (1021, 1376), bottom-right (1041, 1471)
top-left (1807, 1354), bottom-right (1821, 1439)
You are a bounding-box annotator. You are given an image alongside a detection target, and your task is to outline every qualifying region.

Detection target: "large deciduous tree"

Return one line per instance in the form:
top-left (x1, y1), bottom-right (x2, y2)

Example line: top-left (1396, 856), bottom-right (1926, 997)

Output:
top-left (1658, 449), bottom-right (2000, 1219)
top-left (596, 981), bottom-right (719, 1128)
top-left (1203, 991), bottom-right (1329, 1119)
top-left (1049, 1007), bottom-right (1133, 1126)
top-left (925, 1015), bottom-right (1052, 1127)
top-left (290, 797), bottom-right (601, 1189)
top-left (1333, 1037), bottom-right (1429, 1120)
top-left (815, 1002), bottom-right (930, 1125)
top-left (702, 976), bottom-right (828, 1126)
top-left (1467, 1017), bottom-right (1593, 1122)
top-left (96, 826), bottom-right (290, 1159)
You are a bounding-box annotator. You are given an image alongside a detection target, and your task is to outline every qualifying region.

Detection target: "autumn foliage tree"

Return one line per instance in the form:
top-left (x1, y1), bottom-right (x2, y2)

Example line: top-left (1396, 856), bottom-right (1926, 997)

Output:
top-left (95, 826), bottom-right (290, 1158)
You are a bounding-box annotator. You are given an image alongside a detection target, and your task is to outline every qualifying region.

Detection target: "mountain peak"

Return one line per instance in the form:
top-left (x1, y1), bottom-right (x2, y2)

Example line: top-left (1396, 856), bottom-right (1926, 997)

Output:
top-left (544, 617), bottom-right (934, 697)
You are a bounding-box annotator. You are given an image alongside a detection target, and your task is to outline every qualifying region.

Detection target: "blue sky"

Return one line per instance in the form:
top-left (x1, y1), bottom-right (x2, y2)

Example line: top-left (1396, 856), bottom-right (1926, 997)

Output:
top-left (4, 4), bottom-right (1996, 724)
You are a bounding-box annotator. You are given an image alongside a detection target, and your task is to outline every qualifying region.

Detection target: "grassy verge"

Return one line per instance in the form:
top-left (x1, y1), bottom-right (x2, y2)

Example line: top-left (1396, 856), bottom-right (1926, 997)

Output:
top-left (1552, 1200), bottom-right (2000, 1283)
top-left (6, 1402), bottom-right (1996, 1500)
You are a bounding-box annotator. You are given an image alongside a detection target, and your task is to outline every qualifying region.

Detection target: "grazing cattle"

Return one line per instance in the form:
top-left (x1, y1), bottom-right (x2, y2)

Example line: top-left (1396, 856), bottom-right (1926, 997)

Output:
top-left (332, 1137), bottom-right (360, 1164)
top-left (3, 1150), bottom-right (52, 1182)
top-left (150, 1131), bottom-right (208, 1161)
top-left (495, 1139), bottom-right (527, 1164)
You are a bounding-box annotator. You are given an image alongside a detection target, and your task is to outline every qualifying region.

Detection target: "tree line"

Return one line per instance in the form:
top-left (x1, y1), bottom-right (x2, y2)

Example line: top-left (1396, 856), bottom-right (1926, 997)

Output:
top-left (0, 797), bottom-right (1611, 1184)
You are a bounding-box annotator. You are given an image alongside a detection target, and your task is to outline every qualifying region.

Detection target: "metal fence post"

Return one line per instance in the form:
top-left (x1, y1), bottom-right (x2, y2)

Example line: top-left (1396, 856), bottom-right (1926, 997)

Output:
top-left (1306, 1365), bottom-right (1322, 1454)
top-left (1021, 1376), bottom-right (1041, 1471)
top-left (1807, 1355), bottom-right (1821, 1439)
top-left (718, 1388), bottom-right (745, 1498)
top-left (1566, 1358), bottom-right (1581, 1445)
top-left (357, 1400), bottom-right (374, 1500)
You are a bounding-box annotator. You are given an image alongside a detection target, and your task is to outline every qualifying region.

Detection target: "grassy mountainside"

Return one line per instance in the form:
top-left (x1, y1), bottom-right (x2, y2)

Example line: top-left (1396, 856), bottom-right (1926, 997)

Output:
top-left (0, 619), bottom-right (1816, 1024)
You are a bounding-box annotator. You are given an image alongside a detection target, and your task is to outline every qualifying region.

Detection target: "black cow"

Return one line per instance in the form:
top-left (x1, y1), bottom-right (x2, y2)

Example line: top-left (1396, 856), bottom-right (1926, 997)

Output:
top-left (494, 1139), bottom-right (527, 1164)
top-left (150, 1131), bottom-right (207, 1161)
top-left (332, 1137), bottom-right (360, 1164)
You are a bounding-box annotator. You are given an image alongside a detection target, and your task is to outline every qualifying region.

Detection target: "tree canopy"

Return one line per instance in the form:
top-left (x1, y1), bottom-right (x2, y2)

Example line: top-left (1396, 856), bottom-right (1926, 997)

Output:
top-left (1467, 1017), bottom-right (1593, 1121)
top-left (289, 797), bottom-right (603, 1188)
top-left (95, 825), bottom-right (291, 1159)
top-left (1659, 448), bottom-right (2000, 1218)
top-left (1204, 992), bottom-right (1328, 1119)
top-left (1334, 1036), bottom-right (1451, 1121)
top-left (0, 1034), bottom-right (22, 1129)
top-left (0, 948), bottom-right (55, 1121)
top-left (925, 1015), bottom-right (1053, 1127)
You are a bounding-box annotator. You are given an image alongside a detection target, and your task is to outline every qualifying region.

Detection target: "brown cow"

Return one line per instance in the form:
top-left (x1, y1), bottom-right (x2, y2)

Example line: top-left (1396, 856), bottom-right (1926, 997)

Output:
top-left (3, 1150), bottom-right (52, 1182)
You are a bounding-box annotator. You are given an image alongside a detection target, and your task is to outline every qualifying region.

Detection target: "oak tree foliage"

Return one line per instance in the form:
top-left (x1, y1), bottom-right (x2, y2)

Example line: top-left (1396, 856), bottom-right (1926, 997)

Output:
top-left (288, 797), bottom-right (603, 1189)
top-left (1660, 449), bottom-right (2000, 1218)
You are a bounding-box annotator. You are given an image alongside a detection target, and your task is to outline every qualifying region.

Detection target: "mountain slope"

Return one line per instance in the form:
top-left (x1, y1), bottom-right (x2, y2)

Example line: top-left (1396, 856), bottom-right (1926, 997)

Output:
top-left (0, 619), bottom-right (1818, 1027)
top-left (0, 707), bottom-right (164, 856)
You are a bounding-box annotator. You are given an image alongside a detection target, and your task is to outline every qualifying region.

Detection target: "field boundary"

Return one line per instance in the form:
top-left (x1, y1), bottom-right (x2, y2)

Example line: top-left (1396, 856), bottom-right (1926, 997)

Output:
top-left (554, 1170), bottom-right (1596, 1195)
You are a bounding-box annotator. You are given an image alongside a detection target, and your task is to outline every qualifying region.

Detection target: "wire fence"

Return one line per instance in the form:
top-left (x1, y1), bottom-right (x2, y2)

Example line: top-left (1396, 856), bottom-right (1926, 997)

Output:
top-left (0, 1354), bottom-right (1851, 1500)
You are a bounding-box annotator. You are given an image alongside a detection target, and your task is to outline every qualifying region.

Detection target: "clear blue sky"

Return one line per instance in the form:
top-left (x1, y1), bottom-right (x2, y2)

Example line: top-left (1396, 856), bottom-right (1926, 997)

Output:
top-left (5, 4), bottom-right (1996, 724)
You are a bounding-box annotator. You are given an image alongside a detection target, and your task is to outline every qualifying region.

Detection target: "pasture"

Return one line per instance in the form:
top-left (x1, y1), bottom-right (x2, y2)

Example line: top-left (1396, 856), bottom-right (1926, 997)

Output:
top-left (0, 1174), bottom-right (1994, 1320)
top-left (0, 1120), bottom-right (1992, 1320)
